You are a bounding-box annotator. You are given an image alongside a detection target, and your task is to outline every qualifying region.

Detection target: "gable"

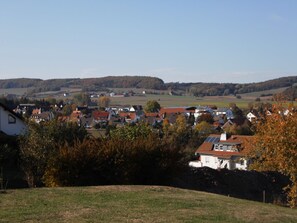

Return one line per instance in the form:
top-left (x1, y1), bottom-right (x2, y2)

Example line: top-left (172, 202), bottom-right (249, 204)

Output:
top-left (0, 103), bottom-right (27, 135)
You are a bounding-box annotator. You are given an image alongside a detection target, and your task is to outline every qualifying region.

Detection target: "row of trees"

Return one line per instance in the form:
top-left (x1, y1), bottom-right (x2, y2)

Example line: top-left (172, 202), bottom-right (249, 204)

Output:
top-left (16, 116), bottom-right (209, 188)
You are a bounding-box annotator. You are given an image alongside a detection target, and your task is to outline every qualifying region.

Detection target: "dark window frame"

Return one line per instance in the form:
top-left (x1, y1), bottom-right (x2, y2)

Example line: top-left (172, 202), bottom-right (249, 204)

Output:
top-left (8, 114), bottom-right (16, 124)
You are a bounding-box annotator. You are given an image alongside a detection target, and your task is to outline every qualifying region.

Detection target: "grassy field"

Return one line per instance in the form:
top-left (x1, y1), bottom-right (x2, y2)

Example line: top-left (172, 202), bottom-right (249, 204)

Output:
top-left (110, 94), bottom-right (269, 108)
top-left (0, 186), bottom-right (296, 222)
top-left (0, 87), bottom-right (32, 96)
top-left (1, 86), bottom-right (295, 109)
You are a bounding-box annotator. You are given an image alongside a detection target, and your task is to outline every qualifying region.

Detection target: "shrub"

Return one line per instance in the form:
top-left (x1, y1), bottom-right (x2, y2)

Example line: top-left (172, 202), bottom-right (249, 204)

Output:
top-left (44, 135), bottom-right (185, 187)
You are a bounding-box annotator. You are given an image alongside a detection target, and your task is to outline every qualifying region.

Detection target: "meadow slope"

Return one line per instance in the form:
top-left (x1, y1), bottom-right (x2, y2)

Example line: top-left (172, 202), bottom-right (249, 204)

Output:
top-left (0, 186), bottom-right (296, 223)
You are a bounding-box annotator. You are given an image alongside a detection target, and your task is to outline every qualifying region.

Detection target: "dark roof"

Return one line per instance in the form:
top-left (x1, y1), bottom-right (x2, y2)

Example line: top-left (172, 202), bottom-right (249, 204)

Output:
top-left (0, 103), bottom-right (24, 121)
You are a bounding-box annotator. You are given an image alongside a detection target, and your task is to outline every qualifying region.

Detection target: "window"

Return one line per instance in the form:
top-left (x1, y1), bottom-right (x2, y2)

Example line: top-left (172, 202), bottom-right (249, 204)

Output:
top-left (8, 114), bottom-right (16, 124)
top-left (240, 159), bottom-right (244, 165)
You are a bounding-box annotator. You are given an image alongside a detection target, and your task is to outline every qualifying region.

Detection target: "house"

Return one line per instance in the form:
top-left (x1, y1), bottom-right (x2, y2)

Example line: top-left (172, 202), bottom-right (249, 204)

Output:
top-left (14, 104), bottom-right (36, 115)
top-left (0, 103), bottom-right (27, 135)
top-left (215, 108), bottom-right (234, 119)
top-left (69, 110), bottom-right (83, 125)
top-left (189, 133), bottom-right (253, 170)
top-left (118, 112), bottom-right (138, 124)
top-left (159, 107), bottom-right (187, 119)
top-left (194, 106), bottom-right (214, 119)
top-left (129, 105), bottom-right (143, 112)
top-left (143, 112), bottom-right (162, 126)
top-left (31, 111), bottom-right (55, 123)
top-left (246, 111), bottom-right (258, 122)
top-left (92, 111), bottom-right (110, 127)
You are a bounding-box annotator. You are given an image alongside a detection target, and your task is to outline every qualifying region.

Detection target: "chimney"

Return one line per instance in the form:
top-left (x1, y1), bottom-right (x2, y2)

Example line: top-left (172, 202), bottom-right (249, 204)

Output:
top-left (220, 132), bottom-right (227, 141)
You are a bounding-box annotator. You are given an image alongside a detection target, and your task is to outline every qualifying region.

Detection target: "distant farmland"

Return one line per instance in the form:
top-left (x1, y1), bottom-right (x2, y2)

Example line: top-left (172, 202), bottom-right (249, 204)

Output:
top-left (1, 86), bottom-right (295, 109)
top-left (0, 87), bottom-right (32, 96)
top-left (110, 94), bottom-right (270, 108)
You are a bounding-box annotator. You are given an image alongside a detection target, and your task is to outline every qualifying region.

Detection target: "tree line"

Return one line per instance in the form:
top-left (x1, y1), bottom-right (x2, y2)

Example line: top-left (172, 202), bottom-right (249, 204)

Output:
top-left (0, 76), bottom-right (296, 96)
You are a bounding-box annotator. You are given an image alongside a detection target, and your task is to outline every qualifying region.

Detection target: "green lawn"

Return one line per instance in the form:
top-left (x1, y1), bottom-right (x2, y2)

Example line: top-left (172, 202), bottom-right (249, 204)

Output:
top-left (0, 186), bottom-right (296, 222)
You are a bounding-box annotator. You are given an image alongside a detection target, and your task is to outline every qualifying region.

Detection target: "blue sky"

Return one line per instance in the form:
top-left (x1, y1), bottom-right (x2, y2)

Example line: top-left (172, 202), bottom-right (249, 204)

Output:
top-left (0, 0), bottom-right (296, 83)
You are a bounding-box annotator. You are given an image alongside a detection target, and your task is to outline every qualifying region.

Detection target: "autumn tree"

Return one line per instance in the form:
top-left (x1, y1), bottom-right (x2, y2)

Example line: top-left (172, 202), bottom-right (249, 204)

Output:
top-left (98, 96), bottom-right (111, 108)
top-left (144, 100), bottom-right (161, 113)
top-left (62, 104), bottom-right (73, 116)
top-left (73, 92), bottom-right (90, 106)
top-left (248, 105), bottom-right (297, 207)
top-left (197, 113), bottom-right (214, 124)
top-left (19, 120), bottom-right (88, 187)
top-left (195, 121), bottom-right (214, 135)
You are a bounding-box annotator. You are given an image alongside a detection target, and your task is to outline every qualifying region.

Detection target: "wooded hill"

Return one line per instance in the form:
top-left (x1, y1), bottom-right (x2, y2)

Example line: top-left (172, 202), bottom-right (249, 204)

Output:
top-left (0, 75), bottom-right (296, 96)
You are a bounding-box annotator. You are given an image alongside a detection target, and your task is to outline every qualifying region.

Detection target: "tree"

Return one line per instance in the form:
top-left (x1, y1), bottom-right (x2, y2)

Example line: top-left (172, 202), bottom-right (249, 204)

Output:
top-left (19, 120), bottom-right (88, 187)
top-left (62, 104), bottom-right (73, 116)
top-left (73, 93), bottom-right (90, 106)
top-left (195, 121), bottom-right (214, 135)
top-left (144, 100), bottom-right (161, 113)
top-left (248, 106), bottom-right (297, 207)
top-left (197, 113), bottom-right (214, 124)
top-left (98, 96), bottom-right (111, 108)
top-left (229, 103), bottom-right (243, 119)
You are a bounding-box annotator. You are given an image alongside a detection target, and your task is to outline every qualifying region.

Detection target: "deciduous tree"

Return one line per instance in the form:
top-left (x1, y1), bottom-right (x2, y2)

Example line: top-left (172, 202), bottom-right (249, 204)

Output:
top-left (144, 100), bottom-right (161, 113)
top-left (98, 96), bottom-right (111, 108)
top-left (248, 105), bottom-right (297, 207)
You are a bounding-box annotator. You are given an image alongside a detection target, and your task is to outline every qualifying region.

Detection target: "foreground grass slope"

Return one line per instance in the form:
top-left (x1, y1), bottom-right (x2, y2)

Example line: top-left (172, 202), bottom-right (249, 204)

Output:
top-left (0, 186), bottom-right (296, 223)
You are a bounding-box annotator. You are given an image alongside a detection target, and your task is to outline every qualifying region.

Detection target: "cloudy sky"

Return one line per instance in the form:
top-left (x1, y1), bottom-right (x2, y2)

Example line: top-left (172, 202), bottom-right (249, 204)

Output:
top-left (0, 0), bottom-right (296, 83)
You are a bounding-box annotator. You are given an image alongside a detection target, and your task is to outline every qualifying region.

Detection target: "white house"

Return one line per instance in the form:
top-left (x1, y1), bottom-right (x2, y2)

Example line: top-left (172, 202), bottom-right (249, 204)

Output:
top-left (189, 133), bottom-right (253, 170)
top-left (215, 108), bottom-right (234, 119)
top-left (0, 103), bottom-right (27, 135)
top-left (194, 106), bottom-right (214, 121)
top-left (246, 111), bottom-right (258, 122)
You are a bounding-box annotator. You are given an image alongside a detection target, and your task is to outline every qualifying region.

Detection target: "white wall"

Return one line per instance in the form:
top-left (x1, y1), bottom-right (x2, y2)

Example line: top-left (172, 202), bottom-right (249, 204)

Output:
top-left (200, 155), bottom-right (223, 169)
top-left (0, 106), bottom-right (27, 135)
top-left (199, 155), bottom-right (248, 170)
top-left (234, 159), bottom-right (248, 170)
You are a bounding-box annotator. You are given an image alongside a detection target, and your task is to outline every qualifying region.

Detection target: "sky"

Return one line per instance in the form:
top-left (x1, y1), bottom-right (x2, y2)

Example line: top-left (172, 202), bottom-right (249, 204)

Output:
top-left (0, 0), bottom-right (297, 83)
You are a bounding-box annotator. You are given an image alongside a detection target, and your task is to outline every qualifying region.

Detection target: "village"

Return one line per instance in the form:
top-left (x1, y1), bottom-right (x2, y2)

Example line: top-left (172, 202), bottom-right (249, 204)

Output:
top-left (1, 95), bottom-right (294, 173)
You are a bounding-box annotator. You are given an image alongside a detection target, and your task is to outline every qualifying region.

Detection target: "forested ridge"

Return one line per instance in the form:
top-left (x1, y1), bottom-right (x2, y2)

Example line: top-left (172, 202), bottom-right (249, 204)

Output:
top-left (0, 75), bottom-right (296, 96)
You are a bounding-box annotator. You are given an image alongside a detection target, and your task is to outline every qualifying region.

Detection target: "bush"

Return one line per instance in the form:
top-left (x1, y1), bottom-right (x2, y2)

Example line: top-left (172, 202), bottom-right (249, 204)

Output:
top-left (44, 135), bottom-right (185, 187)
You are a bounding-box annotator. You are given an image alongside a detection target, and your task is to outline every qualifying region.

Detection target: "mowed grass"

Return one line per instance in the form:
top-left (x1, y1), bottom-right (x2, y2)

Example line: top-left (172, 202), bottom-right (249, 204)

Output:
top-left (0, 186), bottom-right (296, 223)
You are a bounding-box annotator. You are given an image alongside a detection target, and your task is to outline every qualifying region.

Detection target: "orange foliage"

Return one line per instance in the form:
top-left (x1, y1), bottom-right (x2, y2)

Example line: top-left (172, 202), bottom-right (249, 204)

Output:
top-left (248, 105), bottom-right (297, 207)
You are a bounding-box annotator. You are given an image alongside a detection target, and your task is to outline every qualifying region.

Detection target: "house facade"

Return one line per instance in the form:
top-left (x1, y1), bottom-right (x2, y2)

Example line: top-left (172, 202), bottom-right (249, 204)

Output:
top-left (0, 103), bottom-right (27, 135)
top-left (189, 133), bottom-right (253, 170)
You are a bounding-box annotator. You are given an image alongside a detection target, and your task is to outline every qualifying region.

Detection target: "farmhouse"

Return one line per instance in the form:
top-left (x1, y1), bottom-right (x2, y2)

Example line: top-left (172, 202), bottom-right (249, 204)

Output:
top-left (189, 133), bottom-right (253, 170)
top-left (0, 103), bottom-right (27, 135)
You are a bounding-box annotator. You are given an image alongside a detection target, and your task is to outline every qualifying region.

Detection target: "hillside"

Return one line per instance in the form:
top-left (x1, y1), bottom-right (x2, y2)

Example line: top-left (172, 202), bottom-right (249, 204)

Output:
top-left (279, 85), bottom-right (297, 101)
top-left (1, 186), bottom-right (296, 222)
top-left (0, 75), bottom-right (297, 96)
top-left (0, 76), bottom-right (166, 93)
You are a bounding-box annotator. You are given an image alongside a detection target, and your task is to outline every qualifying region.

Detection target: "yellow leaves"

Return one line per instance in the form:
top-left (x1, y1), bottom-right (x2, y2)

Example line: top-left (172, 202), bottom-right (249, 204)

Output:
top-left (249, 104), bottom-right (297, 207)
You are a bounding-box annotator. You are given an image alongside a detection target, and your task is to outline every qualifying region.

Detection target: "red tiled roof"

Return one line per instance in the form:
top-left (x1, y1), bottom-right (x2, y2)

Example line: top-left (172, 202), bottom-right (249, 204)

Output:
top-left (145, 112), bottom-right (160, 117)
top-left (93, 111), bottom-right (109, 120)
top-left (32, 108), bottom-right (41, 115)
top-left (126, 113), bottom-right (136, 120)
top-left (196, 134), bottom-right (254, 158)
top-left (159, 107), bottom-right (186, 115)
top-left (118, 112), bottom-right (136, 120)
